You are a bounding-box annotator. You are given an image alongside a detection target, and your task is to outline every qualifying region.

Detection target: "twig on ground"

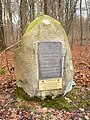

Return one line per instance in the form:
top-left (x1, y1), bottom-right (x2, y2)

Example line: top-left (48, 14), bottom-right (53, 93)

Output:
top-left (0, 40), bottom-right (21, 74)
top-left (79, 61), bottom-right (90, 68)
top-left (5, 50), bottom-right (11, 74)
top-left (0, 40), bottom-right (21, 58)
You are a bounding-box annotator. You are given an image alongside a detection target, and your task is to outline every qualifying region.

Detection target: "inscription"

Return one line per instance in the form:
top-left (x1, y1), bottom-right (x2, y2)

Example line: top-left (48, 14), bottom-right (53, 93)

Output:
top-left (39, 78), bottom-right (62, 91)
top-left (38, 42), bottom-right (62, 79)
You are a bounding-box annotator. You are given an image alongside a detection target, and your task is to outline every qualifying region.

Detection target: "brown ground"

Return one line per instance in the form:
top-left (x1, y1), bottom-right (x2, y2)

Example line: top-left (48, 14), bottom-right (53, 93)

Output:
top-left (0, 45), bottom-right (90, 119)
top-left (72, 45), bottom-right (90, 87)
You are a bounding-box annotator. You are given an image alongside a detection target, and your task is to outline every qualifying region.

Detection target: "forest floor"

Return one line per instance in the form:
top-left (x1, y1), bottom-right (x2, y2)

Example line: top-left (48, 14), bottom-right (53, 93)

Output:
top-left (0, 45), bottom-right (90, 120)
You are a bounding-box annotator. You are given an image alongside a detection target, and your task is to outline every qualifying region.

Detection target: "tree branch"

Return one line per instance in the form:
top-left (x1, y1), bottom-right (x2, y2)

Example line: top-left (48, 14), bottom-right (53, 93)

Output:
top-left (0, 40), bottom-right (21, 58)
top-left (79, 61), bottom-right (90, 68)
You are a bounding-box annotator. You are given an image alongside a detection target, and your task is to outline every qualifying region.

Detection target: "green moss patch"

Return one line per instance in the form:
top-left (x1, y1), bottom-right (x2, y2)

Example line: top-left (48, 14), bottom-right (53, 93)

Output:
top-left (25, 15), bottom-right (60, 34)
top-left (0, 68), bottom-right (5, 74)
top-left (13, 86), bottom-right (31, 100)
top-left (13, 86), bottom-right (90, 112)
top-left (40, 96), bottom-right (74, 112)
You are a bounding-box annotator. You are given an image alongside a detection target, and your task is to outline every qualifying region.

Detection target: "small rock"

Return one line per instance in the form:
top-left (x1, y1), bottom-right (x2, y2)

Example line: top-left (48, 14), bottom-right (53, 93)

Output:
top-left (78, 117), bottom-right (83, 120)
top-left (79, 108), bottom-right (84, 112)
top-left (65, 97), bottom-right (72, 103)
top-left (84, 115), bottom-right (89, 120)
top-left (41, 107), bottom-right (48, 114)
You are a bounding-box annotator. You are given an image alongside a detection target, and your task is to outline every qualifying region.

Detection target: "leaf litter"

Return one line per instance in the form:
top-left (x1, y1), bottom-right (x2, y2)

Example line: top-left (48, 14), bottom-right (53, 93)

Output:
top-left (0, 45), bottom-right (90, 120)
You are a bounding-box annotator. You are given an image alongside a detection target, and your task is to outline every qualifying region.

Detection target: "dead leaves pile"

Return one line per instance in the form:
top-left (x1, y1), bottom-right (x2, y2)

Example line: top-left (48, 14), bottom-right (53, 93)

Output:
top-left (72, 45), bottom-right (90, 88)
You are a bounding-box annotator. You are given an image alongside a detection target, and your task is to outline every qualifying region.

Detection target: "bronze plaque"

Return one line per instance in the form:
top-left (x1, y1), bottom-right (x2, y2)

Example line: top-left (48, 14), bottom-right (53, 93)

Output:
top-left (39, 78), bottom-right (62, 91)
top-left (38, 42), bottom-right (62, 79)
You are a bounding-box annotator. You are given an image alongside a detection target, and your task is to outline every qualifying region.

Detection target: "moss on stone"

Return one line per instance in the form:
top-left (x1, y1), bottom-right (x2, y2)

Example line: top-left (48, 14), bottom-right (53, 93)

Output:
top-left (14, 86), bottom-right (31, 100)
top-left (25, 15), bottom-right (60, 34)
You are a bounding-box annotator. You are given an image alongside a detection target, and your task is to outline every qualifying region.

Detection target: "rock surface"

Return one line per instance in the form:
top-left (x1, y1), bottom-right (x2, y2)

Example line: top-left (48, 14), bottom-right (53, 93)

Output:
top-left (14, 15), bottom-right (74, 98)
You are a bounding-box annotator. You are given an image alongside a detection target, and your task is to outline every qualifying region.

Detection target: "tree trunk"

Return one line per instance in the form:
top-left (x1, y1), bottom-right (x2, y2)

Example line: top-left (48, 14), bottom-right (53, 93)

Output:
top-left (85, 0), bottom-right (89, 48)
top-left (20, 0), bottom-right (28, 35)
top-left (0, 0), bottom-right (4, 50)
top-left (44, 0), bottom-right (47, 14)
top-left (64, 0), bottom-right (79, 35)
top-left (58, 0), bottom-right (61, 21)
top-left (6, 0), bottom-right (14, 46)
top-left (80, 0), bottom-right (83, 45)
top-left (32, 0), bottom-right (35, 20)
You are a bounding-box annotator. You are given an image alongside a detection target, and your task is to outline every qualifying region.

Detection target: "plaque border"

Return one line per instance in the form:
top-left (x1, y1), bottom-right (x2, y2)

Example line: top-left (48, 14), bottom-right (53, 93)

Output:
top-left (39, 78), bottom-right (62, 91)
top-left (38, 42), bottom-right (62, 80)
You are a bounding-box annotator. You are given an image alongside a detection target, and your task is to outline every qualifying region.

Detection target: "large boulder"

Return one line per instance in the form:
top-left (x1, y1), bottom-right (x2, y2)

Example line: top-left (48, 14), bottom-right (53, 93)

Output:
top-left (14, 15), bottom-right (74, 99)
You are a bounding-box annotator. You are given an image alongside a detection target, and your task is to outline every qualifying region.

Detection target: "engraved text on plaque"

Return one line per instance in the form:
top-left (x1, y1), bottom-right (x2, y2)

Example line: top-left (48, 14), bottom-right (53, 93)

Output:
top-left (38, 42), bottom-right (62, 79)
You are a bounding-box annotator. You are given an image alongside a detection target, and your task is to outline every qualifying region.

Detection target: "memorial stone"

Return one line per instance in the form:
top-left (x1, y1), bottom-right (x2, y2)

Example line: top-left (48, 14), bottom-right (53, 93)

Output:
top-left (14, 15), bottom-right (74, 99)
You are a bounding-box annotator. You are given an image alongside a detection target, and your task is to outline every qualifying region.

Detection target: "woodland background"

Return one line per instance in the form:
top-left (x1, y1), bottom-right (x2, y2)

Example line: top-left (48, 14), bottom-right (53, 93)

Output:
top-left (0, 0), bottom-right (90, 119)
top-left (0, 0), bottom-right (90, 50)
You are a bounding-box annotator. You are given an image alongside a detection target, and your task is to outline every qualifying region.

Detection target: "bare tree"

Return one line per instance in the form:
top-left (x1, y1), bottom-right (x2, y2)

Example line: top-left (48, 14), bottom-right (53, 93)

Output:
top-left (20, 0), bottom-right (28, 35)
top-left (0, 0), bottom-right (4, 50)
top-left (5, 0), bottom-right (14, 46)
top-left (64, 0), bottom-right (79, 35)
top-left (0, 0), bottom-right (87, 48)
top-left (44, 0), bottom-right (47, 14)
top-left (85, 0), bottom-right (89, 48)
top-left (58, 0), bottom-right (62, 21)
top-left (80, 0), bottom-right (83, 45)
